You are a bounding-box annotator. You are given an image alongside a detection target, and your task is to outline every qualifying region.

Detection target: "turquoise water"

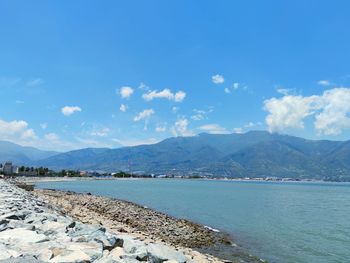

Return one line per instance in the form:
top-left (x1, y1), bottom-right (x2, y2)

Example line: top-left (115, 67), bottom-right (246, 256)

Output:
top-left (36, 179), bottom-right (350, 263)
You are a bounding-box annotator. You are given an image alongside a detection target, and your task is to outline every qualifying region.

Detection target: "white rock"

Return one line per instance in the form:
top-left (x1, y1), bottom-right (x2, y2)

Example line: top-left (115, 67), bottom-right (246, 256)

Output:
top-left (147, 243), bottom-right (188, 263)
top-left (49, 249), bottom-right (91, 263)
top-left (0, 228), bottom-right (49, 244)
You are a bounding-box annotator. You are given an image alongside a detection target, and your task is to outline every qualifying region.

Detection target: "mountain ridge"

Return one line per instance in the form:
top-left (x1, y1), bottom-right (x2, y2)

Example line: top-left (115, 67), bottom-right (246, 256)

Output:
top-left (0, 141), bottom-right (59, 165)
top-left (1, 131), bottom-right (349, 181)
top-left (30, 131), bottom-right (350, 181)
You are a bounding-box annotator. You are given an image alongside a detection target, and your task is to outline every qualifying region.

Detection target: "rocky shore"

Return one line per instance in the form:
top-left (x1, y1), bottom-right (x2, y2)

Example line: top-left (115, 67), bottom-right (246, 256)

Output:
top-left (33, 188), bottom-right (230, 249)
top-left (0, 179), bottom-right (264, 263)
top-left (0, 179), bottom-right (217, 263)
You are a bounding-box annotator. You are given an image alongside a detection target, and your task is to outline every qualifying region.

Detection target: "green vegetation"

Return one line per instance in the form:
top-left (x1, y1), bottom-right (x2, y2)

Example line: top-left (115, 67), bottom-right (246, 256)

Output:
top-left (112, 171), bottom-right (152, 178)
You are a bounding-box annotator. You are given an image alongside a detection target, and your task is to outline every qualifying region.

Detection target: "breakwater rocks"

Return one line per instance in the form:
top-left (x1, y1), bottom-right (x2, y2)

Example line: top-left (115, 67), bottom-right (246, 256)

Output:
top-left (0, 180), bottom-right (216, 263)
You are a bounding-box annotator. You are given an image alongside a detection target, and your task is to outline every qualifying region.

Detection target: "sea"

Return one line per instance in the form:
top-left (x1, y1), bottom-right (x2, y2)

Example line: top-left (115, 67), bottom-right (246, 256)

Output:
top-left (35, 179), bottom-right (350, 263)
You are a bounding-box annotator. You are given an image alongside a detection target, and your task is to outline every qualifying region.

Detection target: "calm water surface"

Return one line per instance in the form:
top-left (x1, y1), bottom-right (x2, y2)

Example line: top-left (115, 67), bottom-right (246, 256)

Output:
top-left (36, 179), bottom-right (350, 263)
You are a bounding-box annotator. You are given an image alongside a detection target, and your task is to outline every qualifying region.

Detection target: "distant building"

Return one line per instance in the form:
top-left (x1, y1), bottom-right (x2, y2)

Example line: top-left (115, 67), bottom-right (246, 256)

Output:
top-left (3, 162), bottom-right (13, 175)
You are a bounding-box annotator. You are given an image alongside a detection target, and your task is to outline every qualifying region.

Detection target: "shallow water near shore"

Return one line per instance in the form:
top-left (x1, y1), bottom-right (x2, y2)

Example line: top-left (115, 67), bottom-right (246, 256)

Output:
top-left (36, 179), bottom-right (350, 263)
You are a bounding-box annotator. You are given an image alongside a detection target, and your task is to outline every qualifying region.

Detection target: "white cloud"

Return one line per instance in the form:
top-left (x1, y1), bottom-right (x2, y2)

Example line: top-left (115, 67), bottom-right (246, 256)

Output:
top-left (314, 88), bottom-right (350, 135)
top-left (224, 82), bottom-right (241, 93)
top-left (170, 118), bottom-right (194, 137)
top-left (155, 125), bottom-right (166, 132)
top-left (90, 127), bottom-right (110, 137)
top-left (264, 95), bottom-right (319, 132)
top-left (119, 86), bottom-right (134, 99)
top-left (26, 78), bottom-right (44, 87)
top-left (134, 109), bottom-right (155, 122)
top-left (264, 87), bottom-right (350, 135)
top-left (40, 123), bottom-right (48, 130)
top-left (191, 113), bottom-right (205, 121)
top-left (20, 129), bottom-right (37, 140)
top-left (174, 91), bottom-right (186, 102)
top-left (212, 74), bottom-right (225, 84)
top-left (44, 133), bottom-right (59, 141)
top-left (276, 88), bottom-right (295, 96)
top-left (0, 119), bottom-right (37, 143)
top-left (318, 80), bottom-right (331, 86)
top-left (138, 82), bottom-right (150, 91)
top-left (245, 122), bottom-right (255, 128)
top-left (61, 106), bottom-right (82, 116)
top-left (0, 118), bottom-right (74, 150)
top-left (120, 104), bottom-right (128, 112)
top-left (0, 118), bottom-right (114, 151)
top-left (142, 89), bottom-right (186, 102)
top-left (198, 124), bottom-right (229, 134)
top-left (191, 110), bottom-right (206, 121)
top-left (191, 108), bottom-right (214, 121)
top-left (134, 109), bottom-right (155, 130)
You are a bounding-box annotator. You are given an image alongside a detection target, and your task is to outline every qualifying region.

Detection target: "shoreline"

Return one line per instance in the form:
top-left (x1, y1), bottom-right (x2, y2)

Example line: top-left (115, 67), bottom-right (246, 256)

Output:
top-left (0, 179), bottom-right (231, 263)
top-left (17, 175), bottom-right (341, 185)
top-left (32, 187), bottom-right (264, 263)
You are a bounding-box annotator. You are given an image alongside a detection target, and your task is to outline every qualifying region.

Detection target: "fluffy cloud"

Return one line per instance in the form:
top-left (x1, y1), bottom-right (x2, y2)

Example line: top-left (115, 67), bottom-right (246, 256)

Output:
top-left (119, 86), bottom-right (134, 99)
top-left (212, 74), bottom-right (224, 84)
top-left (142, 89), bottom-right (186, 102)
top-left (120, 104), bottom-right (128, 112)
top-left (224, 82), bottom-right (240, 93)
top-left (174, 91), bottom-right (186, 102)
top-left (170, 118), bottom-right (194, 137)
top-left (61, 106), bottom-right (82, 116)
top-left (0, 119), bottom-right (37, 142)
top-left (134, 109), bottom-right (155, 130)
top-left (314, 88), bottom-right (350, 135)
top-left (198, 124), bottom-right (229, 134)
top-left (264, 87), bottom-right (350, 135)
top-left (40, 123), bottom-right (48, 130)
top-left (233, 82), bottom-right (240, 89)
top-left (0, 118), bottom-right (115, 151)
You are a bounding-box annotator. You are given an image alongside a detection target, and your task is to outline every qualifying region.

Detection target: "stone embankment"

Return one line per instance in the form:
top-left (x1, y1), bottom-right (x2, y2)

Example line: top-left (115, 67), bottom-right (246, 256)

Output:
top-left (0, 179), bottom-right (221, 263)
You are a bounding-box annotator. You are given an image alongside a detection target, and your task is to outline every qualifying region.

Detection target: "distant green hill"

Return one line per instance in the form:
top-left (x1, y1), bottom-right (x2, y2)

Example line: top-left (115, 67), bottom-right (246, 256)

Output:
top-left (33, 131), bottom-right (350, 181)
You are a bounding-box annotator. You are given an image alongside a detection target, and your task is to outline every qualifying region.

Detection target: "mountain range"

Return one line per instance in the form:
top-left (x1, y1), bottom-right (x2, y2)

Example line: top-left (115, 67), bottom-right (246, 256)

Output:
top-left (0, 141), bottom-right (58, 165)
top-left (1, 131), bottom-right (350, 181)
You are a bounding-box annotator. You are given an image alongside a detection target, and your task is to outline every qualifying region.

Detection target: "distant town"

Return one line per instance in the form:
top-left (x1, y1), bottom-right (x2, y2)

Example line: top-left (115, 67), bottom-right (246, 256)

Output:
top-left (0, 161), bottom-right (325, 182)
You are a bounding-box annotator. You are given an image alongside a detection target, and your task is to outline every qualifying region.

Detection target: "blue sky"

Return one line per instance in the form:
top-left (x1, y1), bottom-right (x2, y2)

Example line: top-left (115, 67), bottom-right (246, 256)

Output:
top-left (1, 0), bottom-right (350, 151)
